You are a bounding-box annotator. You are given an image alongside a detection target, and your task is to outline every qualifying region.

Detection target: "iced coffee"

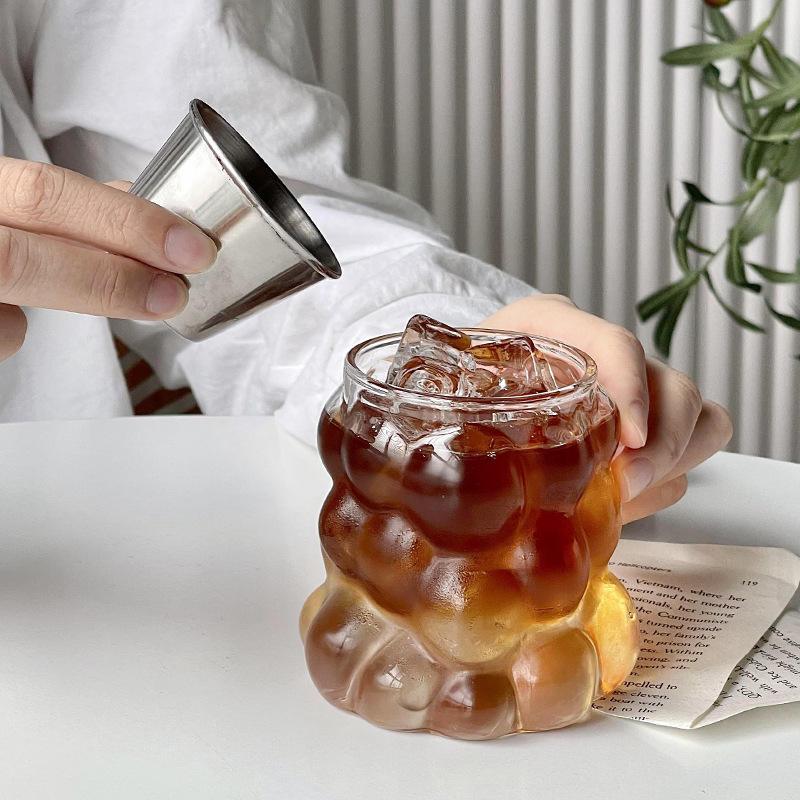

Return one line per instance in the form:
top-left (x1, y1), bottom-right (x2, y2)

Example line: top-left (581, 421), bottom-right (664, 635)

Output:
top-left (301, 315), bottom-right (639, 739)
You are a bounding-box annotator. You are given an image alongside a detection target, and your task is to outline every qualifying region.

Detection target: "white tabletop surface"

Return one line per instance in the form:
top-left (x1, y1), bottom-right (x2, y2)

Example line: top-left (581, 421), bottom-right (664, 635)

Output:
top-left (0, 416), bottom-right (797, 800)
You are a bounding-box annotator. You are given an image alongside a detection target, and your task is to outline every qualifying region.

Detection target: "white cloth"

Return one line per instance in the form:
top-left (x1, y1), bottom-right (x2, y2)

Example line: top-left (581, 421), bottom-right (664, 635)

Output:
top-left (0, 0), bottom-right (533, 444)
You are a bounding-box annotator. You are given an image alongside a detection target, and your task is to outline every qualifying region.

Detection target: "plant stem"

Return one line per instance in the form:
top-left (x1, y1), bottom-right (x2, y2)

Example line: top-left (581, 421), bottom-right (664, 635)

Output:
top-left (741, 63), bottom-right (780, 90)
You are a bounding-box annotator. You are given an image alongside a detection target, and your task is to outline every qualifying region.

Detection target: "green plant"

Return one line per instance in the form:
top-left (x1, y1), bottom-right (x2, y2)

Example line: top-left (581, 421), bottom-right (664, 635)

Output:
top-left (638, 0), bottom-right (800, 358)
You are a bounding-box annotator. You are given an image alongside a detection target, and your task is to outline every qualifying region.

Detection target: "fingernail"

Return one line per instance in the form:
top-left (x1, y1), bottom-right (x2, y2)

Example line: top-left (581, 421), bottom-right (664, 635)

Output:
top-left (628, 399), bottom-right (649, 447)
top-left (164, 224), bottom-right (217, 272)
top-left (146, 274), bottom-right (187, 315)
top-left (623, 457), bottom-right (655, 502)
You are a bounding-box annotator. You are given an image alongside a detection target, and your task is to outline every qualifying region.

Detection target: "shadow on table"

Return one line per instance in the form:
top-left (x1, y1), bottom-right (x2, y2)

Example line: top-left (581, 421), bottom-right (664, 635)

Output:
top-left (635, 700), bottom-right (800, 747)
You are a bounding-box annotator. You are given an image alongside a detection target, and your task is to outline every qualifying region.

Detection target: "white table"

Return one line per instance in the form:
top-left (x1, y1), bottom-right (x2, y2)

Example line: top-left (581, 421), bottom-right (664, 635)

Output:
top-left (0, 417), bottom-right (797, 800)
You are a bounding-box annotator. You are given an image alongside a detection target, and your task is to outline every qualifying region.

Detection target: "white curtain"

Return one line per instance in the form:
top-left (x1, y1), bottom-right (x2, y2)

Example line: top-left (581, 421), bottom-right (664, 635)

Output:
top-left (299, 0), bottom-right (800, 461)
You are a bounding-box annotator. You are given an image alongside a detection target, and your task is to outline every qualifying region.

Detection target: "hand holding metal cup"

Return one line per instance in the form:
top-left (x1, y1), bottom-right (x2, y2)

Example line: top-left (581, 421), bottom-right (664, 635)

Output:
top-left (129, 99), bottom-right (341, 340)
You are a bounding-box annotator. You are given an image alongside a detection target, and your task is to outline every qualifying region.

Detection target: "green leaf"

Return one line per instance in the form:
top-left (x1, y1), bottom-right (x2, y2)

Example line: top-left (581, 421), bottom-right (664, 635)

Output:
top-left (760, 37), bottom-right (800, 84)
top-left (703, 63), bottom-right (737, 93)
top-left (682, 181), bottom-right (713, 203)
top-left (637, 271), bottom-right (702, 322)
top-left (743, 9), bottom-right (782, 50)
top-left (680, 180), bottom-right (764, 207)
top-left (687, 238), bottom-right (715, 258)
top-left (774, 139), bottom-right (800, 182)
top-left (742, 107), bottom-right (785, 181)
top-left (673, 199), bottom-right (697, 273)
top-left (725, 228), bottom-right (761, 292)
top-left (702, 63), bottom-right (721, 88)
top-left (665, 184), bottom-right (675, 219)
top-left (653, 290), bottom-right (691, 358)
top-left (742, 63), bottom-right (781, 91)
top-left (765, 298), bottom-right (800, 330)
top-left (747, 262), bottom-right (800, 283)
top-left (729, 180), bottom-right (769, 205)
top-left (703, 273), bottom-right (767, 332)
top-left (786, 55), bottom-right (800, 76)
top-left (744, 130), bottom-right (800, 144)
top-left (767, 103), bottom-right (800, 134)
top-left (763, 141), bottom-right (786, 175)
top-left (738, 71), bottom-right (759, 129)
top-left (738, 180), bottom-right (785, 242)
top-left (747, 75), bottom-right (800, 109)
top-left (707, 8), bottom-right (737, 43)
top-left (714, 101), bottom-right (800, 143)
top-left (662, 40), bottom-right (754, 67)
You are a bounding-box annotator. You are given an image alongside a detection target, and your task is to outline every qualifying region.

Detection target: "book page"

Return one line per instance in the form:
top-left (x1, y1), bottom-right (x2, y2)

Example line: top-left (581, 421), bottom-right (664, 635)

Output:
top-left (694, 609), bottom-right (800, 727)
top-left (591, 539), bottom-right (800, 729)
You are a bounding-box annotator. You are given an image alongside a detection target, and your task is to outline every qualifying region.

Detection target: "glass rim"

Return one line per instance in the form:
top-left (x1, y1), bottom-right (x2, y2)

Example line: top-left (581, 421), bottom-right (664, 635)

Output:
top-left (190, 99), bottom-right (341, 280)
top-left (344, 327), bottom-right (599, 411)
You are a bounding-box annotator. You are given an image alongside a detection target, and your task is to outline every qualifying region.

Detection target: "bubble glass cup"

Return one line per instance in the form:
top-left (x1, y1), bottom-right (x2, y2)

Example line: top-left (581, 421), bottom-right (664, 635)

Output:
top-left (300, 329), bottom-right (640, 740)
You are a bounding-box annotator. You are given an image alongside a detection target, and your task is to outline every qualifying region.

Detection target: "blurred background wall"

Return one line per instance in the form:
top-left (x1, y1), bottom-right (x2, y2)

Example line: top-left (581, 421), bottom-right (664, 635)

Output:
top-left (298, 0), bottom-right (800, 461)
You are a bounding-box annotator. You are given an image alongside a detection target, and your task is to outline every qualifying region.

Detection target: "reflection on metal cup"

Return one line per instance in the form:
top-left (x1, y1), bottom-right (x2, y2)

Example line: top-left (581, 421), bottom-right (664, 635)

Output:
top-left (129, 99), bottom-right (341, 340)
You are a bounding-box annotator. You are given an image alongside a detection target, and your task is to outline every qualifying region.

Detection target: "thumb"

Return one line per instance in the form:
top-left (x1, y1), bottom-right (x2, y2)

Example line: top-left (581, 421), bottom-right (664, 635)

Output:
top-left (105, 180), bottom-right (133, 192)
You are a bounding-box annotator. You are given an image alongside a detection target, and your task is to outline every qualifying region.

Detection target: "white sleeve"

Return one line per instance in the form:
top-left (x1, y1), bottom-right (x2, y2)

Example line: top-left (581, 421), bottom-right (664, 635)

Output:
top-left (182, 198), bottom-right (534, 444)
top-left (30, 0), bottom-right (535, 445)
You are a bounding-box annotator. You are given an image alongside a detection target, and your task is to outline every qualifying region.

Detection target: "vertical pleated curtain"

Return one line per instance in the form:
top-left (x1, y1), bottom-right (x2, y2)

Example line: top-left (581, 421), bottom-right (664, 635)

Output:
top-left (299, 0), bottom-right (800, 461)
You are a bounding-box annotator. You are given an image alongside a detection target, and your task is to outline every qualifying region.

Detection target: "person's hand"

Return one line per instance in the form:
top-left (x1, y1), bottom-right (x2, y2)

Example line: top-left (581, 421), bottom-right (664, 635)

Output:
top-left (481, 294), bottom-right (733, 524)
top-left (0, 157), bottom-right (217, 363)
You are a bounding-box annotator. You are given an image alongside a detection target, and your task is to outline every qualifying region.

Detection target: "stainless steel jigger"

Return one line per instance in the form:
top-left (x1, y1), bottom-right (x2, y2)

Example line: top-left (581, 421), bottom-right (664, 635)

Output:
top-left (129, 99), bottom-right (341, 340)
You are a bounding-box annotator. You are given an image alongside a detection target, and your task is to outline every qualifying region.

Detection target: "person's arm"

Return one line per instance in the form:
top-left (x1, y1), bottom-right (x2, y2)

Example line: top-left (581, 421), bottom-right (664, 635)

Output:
top-left (25, 0), bottom-right (730, 525)
top-left (27, 0), bottom-right (532, 417)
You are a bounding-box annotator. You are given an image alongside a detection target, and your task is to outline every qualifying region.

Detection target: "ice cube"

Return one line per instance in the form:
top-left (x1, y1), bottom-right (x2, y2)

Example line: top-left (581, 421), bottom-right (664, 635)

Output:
top-left (391, 314), bottom-right (472, 356)
top-left (391, 355), bottom-right (462, 394)
top-left (370, 412), bottom-right (428, 458)
top-left (466, 336), bottom-right (558, 396)
top-left (387, 315), bottom-right (472, 393)
top-left (386, 316), bottom-right (560, 398)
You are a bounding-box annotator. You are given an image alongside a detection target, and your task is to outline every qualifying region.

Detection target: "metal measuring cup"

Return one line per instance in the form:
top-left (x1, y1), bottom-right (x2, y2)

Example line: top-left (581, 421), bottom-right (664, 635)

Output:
top-left (129, 99), bottom-right (341, 340)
